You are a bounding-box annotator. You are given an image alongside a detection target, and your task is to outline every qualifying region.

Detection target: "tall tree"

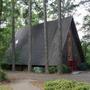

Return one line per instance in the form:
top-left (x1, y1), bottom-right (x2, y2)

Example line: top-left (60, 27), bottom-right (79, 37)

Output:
top-left (81, 0), bottom-right (90, 41)
top-left (0, 0), bottom-right (3, 68)
top-left (28, 0), bottom-right (32, 72)
top-left (11, 0), bottom-right (16, 71)
top-left (82, 15), bottom-right (90, 41)
top-left (43, 0), bottom-right (48, 73)
top-left (57, 0), bottom-right (62, 73)
top-left (0, 0), bottom-right (3, 28)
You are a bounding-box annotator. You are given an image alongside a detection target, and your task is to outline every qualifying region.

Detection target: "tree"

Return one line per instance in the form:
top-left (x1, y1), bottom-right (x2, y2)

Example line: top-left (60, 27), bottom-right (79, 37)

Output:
top-left (57, 0), bottom-right (62, 73)
top-left (11, 0), bottom-right (16, 71)
top-left (81, 41), bottom-right (90, 58)
top-left (0, 0), bottom-right (3, 27)
top-left (82, 15), bottom-right (90, 40)
top-left (81, 5), bottom-right (90, 56)
top-left (43, 0), bottom-right (48, 73)
top-left (81, 0), bottom-right (90, 42)
top-left (0, 0), bottom-right (3, 68)
top-left (46, 0), bottom-right (80, 19)
top-left (28, 0), bottom-right (32, 72)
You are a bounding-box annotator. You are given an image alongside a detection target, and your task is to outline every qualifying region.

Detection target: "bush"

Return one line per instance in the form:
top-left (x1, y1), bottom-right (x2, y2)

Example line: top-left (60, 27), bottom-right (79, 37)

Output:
top-left (32, 67), bottom-right (45, 73)
top-left (0, 69), bottom-right (7, 81)
top-left (73, 85), bottom-right (90, 90)
top-left (45, 80), bottom-right (90, 90)
top-left (86, 63), bottom-right (90, 70)
top-left (59, 64), bottom-right (71, 73)
top-left (48, 66), bottom-right (57, 74)
top-left (77, 63), bottom-right (88, 71)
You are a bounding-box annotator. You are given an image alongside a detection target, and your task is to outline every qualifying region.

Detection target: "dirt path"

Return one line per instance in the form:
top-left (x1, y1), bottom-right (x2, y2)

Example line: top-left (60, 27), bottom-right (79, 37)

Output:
top-left (10, 80), bottom-right (41, 90)
top-left (7, 71), bottom-right (90, 83)
top-left (6, 71), bottom-right (90, 90)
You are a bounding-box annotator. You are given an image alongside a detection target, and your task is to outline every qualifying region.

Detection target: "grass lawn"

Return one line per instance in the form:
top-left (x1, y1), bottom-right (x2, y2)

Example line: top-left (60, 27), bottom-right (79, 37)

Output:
top-left (0, 85), bottom-right (12, 90)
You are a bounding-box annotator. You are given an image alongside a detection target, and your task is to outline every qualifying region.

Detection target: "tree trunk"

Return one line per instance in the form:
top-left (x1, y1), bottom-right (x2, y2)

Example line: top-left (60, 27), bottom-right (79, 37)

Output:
top-left (0, 0), bottom-right (3, 69)
top-left (57, 0), bottom-right (62, 73)
top-left (11, 0), bottom-right (16, 71)
top-left (0, 0), bottom-right (3, 28)
top-left (43, 0), bottom-right (48, 73)
top-left (62, 0), bottom-right (65, 18)
top-left (28, 0), bottom-right (32, 72)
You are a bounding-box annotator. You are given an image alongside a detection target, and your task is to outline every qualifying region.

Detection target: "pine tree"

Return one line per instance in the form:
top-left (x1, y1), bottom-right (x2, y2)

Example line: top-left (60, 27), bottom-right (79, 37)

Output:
top-left (11, 0), bottom-right (16, 71)
top-left (57, 0), bottom-right (62, 73)
top-left (28, 0), bottom-right (32, 72)
top-left (0, 0), bottom-right (3, 28)
top-left (43, 0), bottom-right (48, 73)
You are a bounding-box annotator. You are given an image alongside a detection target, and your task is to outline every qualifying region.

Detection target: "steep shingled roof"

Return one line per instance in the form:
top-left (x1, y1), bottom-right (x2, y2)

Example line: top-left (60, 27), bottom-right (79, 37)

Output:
top-left (15, 16), bottom-right (73, 48)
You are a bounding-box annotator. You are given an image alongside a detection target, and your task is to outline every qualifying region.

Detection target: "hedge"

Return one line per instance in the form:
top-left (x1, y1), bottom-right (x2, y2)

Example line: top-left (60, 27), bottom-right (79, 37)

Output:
top-left (45, 80), bottom-right (90, 90)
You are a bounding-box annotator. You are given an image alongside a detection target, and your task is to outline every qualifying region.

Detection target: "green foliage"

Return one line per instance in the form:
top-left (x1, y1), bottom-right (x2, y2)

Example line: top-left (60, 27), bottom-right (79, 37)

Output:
top-left (81, 41), bottom-right (90, 70)
top-left (86, 63), bottom-right (90, 70)
top-left (77, 63), bottom-right (88, 71)
top-left (59, 64), bottom-right (71, 73)
top-left (32, 67), bottom-right (45, 73)
top-left (0, 27), bottom-right (11, 65)
top-left (48, 66), bottom-right (57, 74)
top-left (86, 46), bottom-right (90, 66)
top-left (74, 85), bottom-right (90, 90)
top-left (32, 65), bottom-right (71, 74)
top-left (0, 69), bottom-right (7, 81)
top-left (45, 80), bottom-right (90, 90)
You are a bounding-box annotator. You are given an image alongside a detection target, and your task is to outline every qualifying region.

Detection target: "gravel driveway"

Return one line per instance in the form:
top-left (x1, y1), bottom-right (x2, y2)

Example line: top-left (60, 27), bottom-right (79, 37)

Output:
top-left (10, 80), bottom-right (41, 90)
top-left (7, 71), bottom-right (90, 83)
top-left (6, 71), bottom-right (90, 90)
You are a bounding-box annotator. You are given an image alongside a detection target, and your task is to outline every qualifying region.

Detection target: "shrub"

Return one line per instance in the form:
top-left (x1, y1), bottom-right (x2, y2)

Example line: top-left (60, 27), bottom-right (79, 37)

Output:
top-left (77, 63), bottom-right (88, 71)
top-left (45, 80), bottom-right (90, 90)
top-left (48, 66), bottom-right (57, 74)
top-left (73, 85), bottom-right (90, 90)
top-left (32, 67), bottom-right (45, 73)
top-left (86, 63), bottom-right (90, 70)
top-left (59, 64), bottom-right (71, 73)
top-left (45, 80), bottom-right (76, 90)
top-left (0, 69), bottom-right (7, 81)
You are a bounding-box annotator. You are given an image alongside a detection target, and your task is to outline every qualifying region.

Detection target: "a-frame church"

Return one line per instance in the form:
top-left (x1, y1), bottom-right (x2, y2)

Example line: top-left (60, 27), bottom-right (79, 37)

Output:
top-left (6, 16), bottom-right (85, 71)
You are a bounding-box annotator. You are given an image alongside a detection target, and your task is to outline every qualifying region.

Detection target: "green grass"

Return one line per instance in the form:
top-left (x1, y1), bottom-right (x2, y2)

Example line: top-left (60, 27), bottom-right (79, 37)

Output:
top-left (0, 85), bottom-right (12, 90)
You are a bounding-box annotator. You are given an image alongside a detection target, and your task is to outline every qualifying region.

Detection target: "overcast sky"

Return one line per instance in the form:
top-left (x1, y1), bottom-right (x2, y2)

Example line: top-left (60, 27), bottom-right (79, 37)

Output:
top-left (73, 0), bottom-right (88, 39)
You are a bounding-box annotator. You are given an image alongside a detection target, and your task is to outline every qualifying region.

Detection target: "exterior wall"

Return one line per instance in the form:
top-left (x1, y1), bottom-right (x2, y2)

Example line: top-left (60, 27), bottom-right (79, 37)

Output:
top-left (64, 30), bottom-right (81, 70)
top-left (72, 36), bottom-right (81, 64)
top-left (67, 31), bottom-right (73, 62)
top-left (62, 41), bottom-right (67, 64)
top-left (48, 29), bottom-right (60, 65)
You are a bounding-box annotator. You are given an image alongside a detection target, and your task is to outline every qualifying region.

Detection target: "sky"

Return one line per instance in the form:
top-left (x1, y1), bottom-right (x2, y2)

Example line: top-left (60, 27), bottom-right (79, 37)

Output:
top-left (73, 0), bottom-right (88, 39)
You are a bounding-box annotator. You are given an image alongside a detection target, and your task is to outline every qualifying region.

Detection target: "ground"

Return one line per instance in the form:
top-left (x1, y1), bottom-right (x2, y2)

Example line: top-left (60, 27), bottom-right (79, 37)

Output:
top-left (1, 71), bottom-right (90, 90)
